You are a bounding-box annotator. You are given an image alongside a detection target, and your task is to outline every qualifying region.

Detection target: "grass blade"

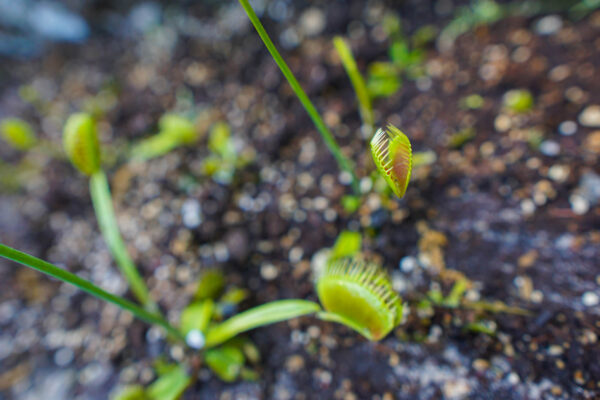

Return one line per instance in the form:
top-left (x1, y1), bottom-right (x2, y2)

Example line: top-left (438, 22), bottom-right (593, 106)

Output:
top-left (0, 243), bottom-right (184, 341)
top-left (333, 37), bottom-right (374, 131)
top-left (238, 0), bottom-right (359, 194)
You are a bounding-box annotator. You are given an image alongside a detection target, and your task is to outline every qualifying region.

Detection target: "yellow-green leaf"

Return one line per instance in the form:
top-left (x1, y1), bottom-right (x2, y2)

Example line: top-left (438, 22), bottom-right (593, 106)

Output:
top-left (0, 118), bottom-right (37, 150)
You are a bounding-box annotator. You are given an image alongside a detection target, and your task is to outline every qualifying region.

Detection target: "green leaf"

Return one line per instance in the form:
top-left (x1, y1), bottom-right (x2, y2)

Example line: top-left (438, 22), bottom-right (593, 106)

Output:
top-left (147, 365), bottom-right (190, 400)
top-left (205, 345), bottom-right (245, 382)
top-left (444, 278), bottom-right (469, 308)
top-left (341, 195), bottom-right (361, 214)
top-left (131, 114), bottom-right (197, 160)
top-left (0, 118), bottom-right (37, 150)
top-left (367, 62), bottom-right (401, 98)
top-left (111, 385), bottom-right (146, 400)
top-left (333, 36), bottom-right (373, 130)
top-left (503, 89), bottom-right (534, 113)
top-left (180, 299), bottom-right (214, 336)
top-left (330, 231), bottom-right (362, 261)
top-left (208, 122), bottom-right (234, 160)
top-left (158, 114), bottom-right (197, 144)
top-left (205, 300), bottom-right (321, 347)
top-left (195, 269), bottom-right (225, 300)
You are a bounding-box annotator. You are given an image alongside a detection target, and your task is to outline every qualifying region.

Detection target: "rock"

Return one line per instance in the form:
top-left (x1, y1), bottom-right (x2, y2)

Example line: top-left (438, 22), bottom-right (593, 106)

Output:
top-left (578, 105), bottom-right (600, 127)
top-left (540, 140), bottom-right (560, 156)
top-left (582, 291), bottom-right (599, 307)
top-left (584, 130), bottom-right (600, 153)
top-left (181, 199), bottom-right (202, 229)
top-left (299, 7), bottom-right (325, 37)
top-left (28, 2), bottom-right (89, 42)
top-left (534, 15), bottom-right (563, 35)
top-left (128, 2), bottom-right (162, 34)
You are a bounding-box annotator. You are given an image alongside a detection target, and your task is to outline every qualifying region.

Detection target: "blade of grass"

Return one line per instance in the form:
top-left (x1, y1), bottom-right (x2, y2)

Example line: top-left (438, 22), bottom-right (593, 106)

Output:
top-left (0, 243), bottom-right (184, 341)
top-left (89, 171), bottom-right (156, 310)
top-left (238, 0), bottom-right (360, 194)
top-left (333, 36), bottom-right (374, 131)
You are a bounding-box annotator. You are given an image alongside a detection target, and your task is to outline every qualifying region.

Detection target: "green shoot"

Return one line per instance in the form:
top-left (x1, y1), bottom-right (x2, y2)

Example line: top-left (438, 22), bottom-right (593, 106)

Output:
top-left (330, 230), bottom-right (362, 261)
top-left (333, 36), bottom-right (374, 131)
top-left (503, 89), bottom-right (534, 113)
top-left (0, 118), bottom-right (37, 150)
top-left (238, 0), bottom-right (359, 194)
top-left (0, 243), bottom-right (183, 341)
top-left (146, 365), bottom-right (191, 400)
top-left (205, 345), bottom-right (245, 382)
top-left (131, 114), bottom-right (198, 161)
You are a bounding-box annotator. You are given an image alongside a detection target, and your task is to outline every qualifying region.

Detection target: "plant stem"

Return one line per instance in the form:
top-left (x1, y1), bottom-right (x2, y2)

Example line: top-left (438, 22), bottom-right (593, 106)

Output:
top-left (89, 171), bottom-right (156, 310)
top-left (333, 36), bottom-right (374, 132)
top-left (205, 299), bottom-right (321, 348)
top-left (238, 0), bottom-right (360, 194)
top-left (0, 243), bottom-right (184, 341)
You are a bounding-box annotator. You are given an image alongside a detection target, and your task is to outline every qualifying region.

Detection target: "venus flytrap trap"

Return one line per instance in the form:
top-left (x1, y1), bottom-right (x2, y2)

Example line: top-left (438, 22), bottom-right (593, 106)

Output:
top-left (370, 125), bottom-right (413, 199)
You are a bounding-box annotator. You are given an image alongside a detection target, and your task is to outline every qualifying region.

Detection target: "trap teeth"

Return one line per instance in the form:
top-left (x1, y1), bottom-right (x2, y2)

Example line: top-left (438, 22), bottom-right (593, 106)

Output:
top-left (370, 124), bottom-right (412, 199)
top-left (316, 257), bottom-right (403, 340)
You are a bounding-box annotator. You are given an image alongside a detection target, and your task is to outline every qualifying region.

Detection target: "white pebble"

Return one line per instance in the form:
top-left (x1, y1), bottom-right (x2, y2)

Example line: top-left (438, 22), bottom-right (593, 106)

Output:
top-left (558, 121), bottom-right (577, 136)
top-left (582, 291), bottom-right (599, 307)
top-left (186, 330), bottom-right (205, 349)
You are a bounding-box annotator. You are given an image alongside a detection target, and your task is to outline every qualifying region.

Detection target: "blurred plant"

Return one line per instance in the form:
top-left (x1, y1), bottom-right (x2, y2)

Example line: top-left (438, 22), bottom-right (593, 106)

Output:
top-left (0, 240), bottom-right (406, 392)
top-left (238, 0), bottom-right (360, 194)
top-left (365, 14), bottom-right (433, 99)
top-left (202, 121), bottom-right (255, 184)
top-left (503, 89), bottom-right (534, 113)
top-left (333, 36), bottom-right (374, 131)
top-left (0, 118), bottom-right (37, 150)
top-left (131, 114), bottom-right (199, 161)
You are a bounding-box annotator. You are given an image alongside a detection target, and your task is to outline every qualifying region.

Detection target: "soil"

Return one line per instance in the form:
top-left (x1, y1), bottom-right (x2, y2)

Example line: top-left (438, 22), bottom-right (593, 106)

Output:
top-left (0, 1), bottom-right (599, 399)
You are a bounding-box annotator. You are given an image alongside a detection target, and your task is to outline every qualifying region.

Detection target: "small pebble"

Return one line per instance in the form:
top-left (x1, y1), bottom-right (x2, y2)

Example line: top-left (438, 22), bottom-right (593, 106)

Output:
top-left (539, 140), bottom-right (560, 156)
top-left (399, 256), bottom-right (418, 273)
top-left (535, 15), bottom-right (563, 35)
top-left (558, 120), bottom-right (577, 136)
top-left (579, 105), bottom-right (600, 127)
top-left (582, 291), bottom-right (599, 307)
top-left (186, 330), bottom-right (205, 349)
top-left (260, 263), bottom-right (279, 280)
top-left (570, 194), bottom-right (589, 215)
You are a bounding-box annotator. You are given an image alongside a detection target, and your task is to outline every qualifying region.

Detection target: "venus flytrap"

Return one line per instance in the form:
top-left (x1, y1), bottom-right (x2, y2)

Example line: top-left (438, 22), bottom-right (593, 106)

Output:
top-left (63, 112), bottom-right (156, 310)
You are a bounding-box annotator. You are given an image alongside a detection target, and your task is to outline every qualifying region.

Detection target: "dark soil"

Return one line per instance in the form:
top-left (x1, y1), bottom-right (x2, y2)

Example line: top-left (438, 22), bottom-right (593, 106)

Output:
top-left (1, 1), bottom-right (599, 399)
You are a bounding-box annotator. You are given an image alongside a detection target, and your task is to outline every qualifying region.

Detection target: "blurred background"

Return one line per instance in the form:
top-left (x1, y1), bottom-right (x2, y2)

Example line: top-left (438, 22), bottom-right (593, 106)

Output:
top-left (1, 0), bottom-right (599, 399)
